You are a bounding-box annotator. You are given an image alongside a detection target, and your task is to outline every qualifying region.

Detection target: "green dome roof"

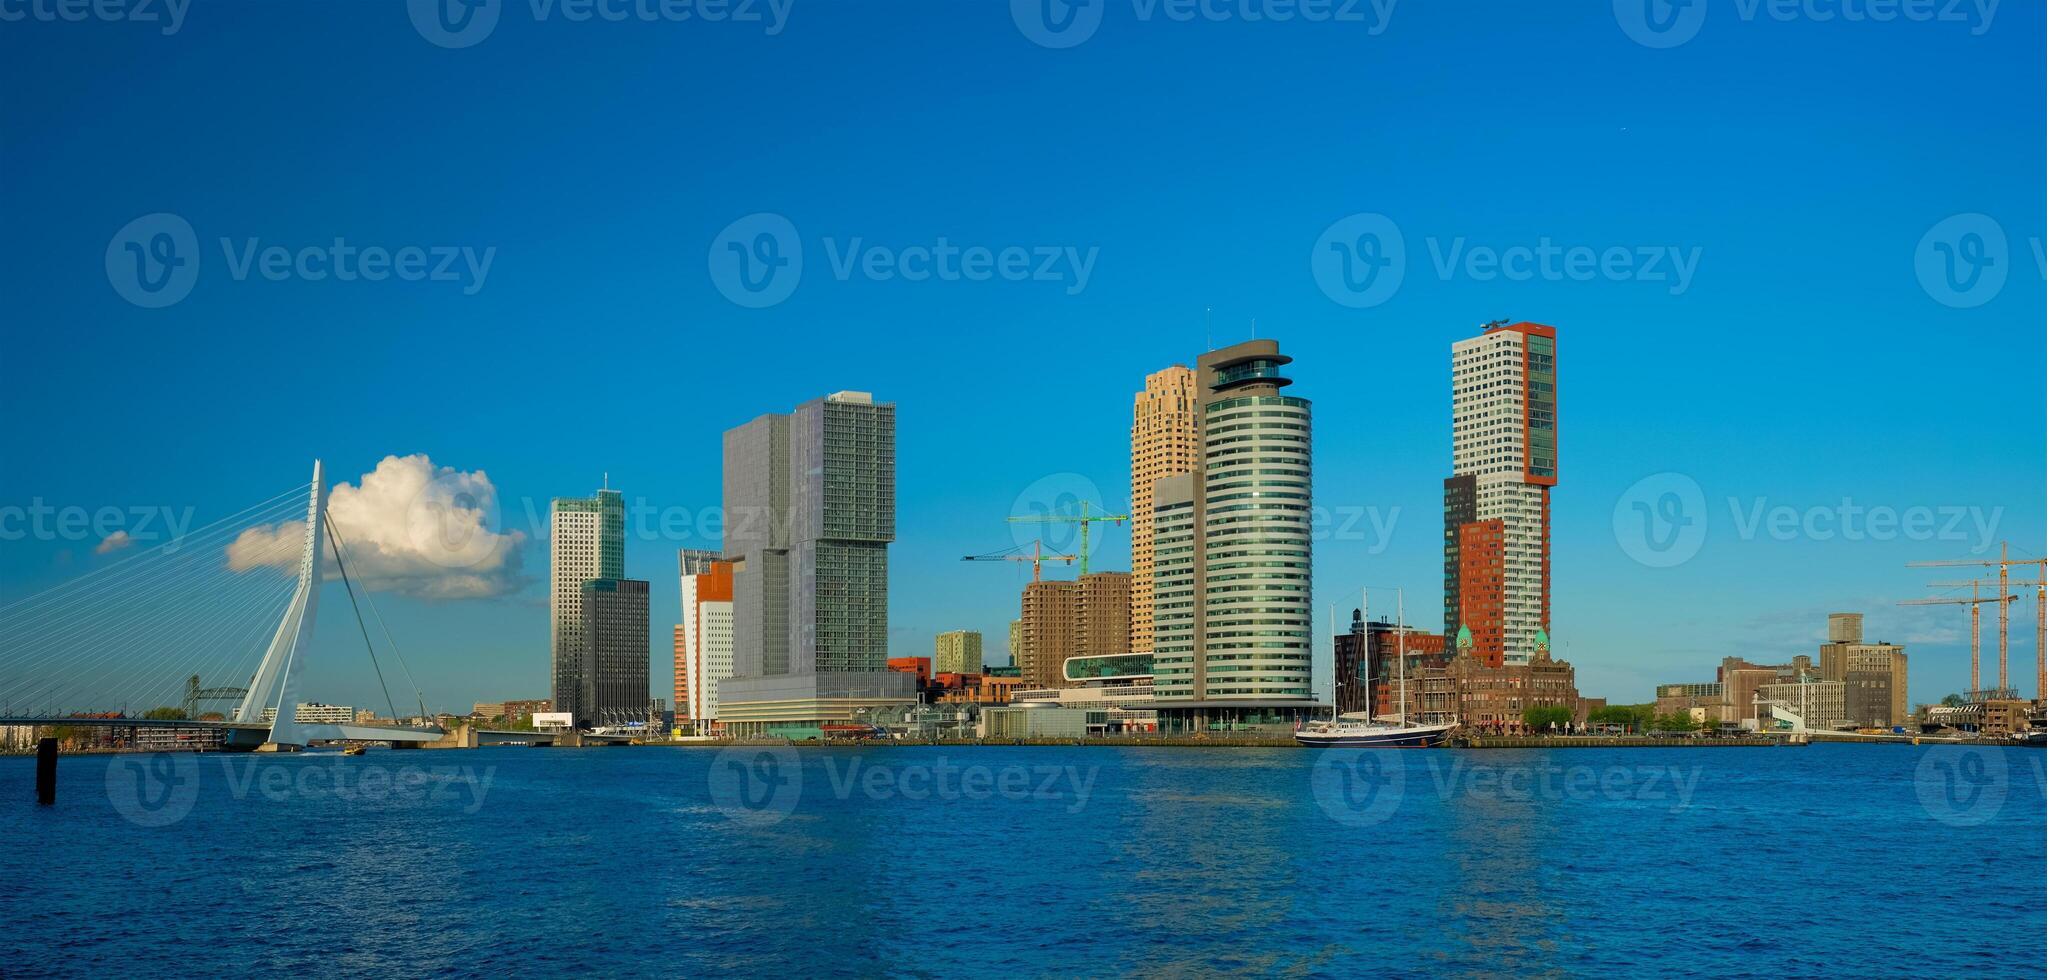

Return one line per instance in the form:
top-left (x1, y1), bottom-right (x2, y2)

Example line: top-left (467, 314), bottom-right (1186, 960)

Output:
top-left (1455, 624), bottom-right (1473, 649)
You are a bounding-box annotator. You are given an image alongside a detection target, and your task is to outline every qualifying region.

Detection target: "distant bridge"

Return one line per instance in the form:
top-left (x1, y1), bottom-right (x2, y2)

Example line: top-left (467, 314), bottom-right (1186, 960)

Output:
top-left (0, 461), bottom-right (444, 751)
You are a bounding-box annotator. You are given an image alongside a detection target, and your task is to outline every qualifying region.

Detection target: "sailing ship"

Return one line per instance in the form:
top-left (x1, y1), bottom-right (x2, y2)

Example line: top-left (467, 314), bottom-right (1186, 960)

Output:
top-left (1296, 588), bottom-right (1456, 748)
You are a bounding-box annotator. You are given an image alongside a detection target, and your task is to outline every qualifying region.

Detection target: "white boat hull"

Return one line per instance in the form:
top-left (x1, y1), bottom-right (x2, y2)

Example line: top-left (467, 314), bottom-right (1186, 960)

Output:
top-left (1295, 722), bottom-right (1454, 748)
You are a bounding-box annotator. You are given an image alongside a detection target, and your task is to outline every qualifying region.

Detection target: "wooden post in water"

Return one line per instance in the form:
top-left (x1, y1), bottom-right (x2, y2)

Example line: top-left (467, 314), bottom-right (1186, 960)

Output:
top-left (35, 737), bottom-right (58, 805)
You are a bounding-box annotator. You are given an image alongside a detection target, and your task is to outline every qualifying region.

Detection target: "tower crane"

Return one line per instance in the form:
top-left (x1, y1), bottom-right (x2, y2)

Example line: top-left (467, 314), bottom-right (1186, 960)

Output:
top-left (1006, 499), bottom-right (1128, 576)
top-left (961, 541), bottom-right (1076, 583)
top-left (1909, 542), bottom-right (2047, 697)
top-left (1899, 588), bottom-right (2020, 694)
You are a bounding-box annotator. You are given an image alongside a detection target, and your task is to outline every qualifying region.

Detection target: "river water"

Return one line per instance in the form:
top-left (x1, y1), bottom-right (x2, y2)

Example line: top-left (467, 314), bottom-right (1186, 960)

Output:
top-left (2, 742), bottom-right (2042, 976)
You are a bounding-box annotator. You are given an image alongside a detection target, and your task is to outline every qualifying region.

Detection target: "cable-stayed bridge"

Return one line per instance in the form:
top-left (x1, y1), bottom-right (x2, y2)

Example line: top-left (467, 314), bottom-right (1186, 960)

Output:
top-left (0, 462), bottom-right (443, 750)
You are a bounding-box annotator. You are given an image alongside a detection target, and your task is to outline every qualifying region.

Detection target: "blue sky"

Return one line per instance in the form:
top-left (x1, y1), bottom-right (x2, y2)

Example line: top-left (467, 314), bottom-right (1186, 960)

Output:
top-left (2, 1), bottom-right (2042, 713)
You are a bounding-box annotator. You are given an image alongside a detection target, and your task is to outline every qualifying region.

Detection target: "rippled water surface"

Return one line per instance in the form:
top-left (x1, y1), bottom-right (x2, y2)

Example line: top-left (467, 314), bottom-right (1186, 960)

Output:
top-left (3, 743), bottom-right (2043, 976)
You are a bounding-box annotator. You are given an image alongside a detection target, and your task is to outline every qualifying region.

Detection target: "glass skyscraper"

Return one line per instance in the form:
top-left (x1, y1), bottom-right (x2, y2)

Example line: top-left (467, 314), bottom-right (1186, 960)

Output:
top-left (1147, 340), bottom-right (1315, 727)
top-left (550, 487), bottom-right (626, 722)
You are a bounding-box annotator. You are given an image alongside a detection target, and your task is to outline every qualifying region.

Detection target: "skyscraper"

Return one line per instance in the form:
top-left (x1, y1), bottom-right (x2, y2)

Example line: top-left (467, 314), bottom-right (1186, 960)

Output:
top-left (579, 577), bottom-right (650, 729)
top-left (934, 629), bottom-right (984, 675)
top-left (1147, 340), bottom-right (1315, 729)
top-left (551, 487), bottom-right (624, 721)
top-left (1446, 321), bottom-right (1556, 667)
top-left (677, 548), bottom-right (735, 736)
top-left (718, 391), bottom-right (914, 735)
top-left (1130, 365), bottom-right (1199, 654)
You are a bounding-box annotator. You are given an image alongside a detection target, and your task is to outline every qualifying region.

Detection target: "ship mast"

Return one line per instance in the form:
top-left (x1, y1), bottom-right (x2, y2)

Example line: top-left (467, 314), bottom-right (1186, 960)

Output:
top-left (1397, 588), bottom-right (1408, 726)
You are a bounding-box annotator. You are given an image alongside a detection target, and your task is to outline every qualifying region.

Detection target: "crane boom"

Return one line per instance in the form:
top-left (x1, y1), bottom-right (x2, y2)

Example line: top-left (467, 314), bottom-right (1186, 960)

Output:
top-left (1006, 499), bottom-right (1129, 576)
top-left (962, 540), bottom-right (1076, 583)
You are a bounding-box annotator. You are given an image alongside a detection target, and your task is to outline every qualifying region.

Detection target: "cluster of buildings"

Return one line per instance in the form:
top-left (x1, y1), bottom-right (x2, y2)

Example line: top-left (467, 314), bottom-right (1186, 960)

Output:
top-left (541, 321), bottom-right (1597, 738)
top-left (650, 321), bottom-right (1580, 736)
top-left (1655, 613), bottom-right (1910, 731)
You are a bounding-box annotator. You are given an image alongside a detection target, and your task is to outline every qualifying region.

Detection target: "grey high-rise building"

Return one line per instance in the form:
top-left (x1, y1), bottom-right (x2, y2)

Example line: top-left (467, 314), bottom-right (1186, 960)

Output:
top-left (719, 391), bottom-right (912, 735)
top-left (580, 578), bottom-right (650, 729)
top-left (551, 487), bottom-right (625, 722)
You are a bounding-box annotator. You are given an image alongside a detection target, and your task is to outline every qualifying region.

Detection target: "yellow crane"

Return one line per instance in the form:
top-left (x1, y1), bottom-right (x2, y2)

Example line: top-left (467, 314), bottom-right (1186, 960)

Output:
top-left (1899, 586), bottom-right (2020, 694)
top-left (1909, 543), bottom-right (2047, 696)
top-left (1006, 500), bottom-right (1128, 577)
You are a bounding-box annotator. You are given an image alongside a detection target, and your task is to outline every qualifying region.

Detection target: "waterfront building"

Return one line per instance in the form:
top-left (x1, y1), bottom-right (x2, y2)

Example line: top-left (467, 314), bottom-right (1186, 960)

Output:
top-left (579, 578), bottom-right (650, 729)
top-left (934, 629), bottom-right (984, 675)
top-left (677, 549), bottom-right (736, 736)
top-left (887, 656), bottom-right (1023, 705)
top-left (1444, 321), bottom-right (1556, 667)
top-left (1147, 340), bottom-right (1317, 731)
top-left (1408, 631), bottom-right (1582, 731)
top-left (1130, 364), bottom-right (1199, 654)
top-left (1332, 610), bottom-right (1448, 718)
top-left (1655, 683), bottom-right (1726, 722)
top-left (1368, 619), bottom-right (1448, 719)
top-left (1817, 612), bottom-right (1908, 728)
top-left (467, 699), bottom-right (550, 724)
top-left (1008, 618), bottom-right (1021, 666)
top-left (1707, 655), bottom-right (1823, 728)
top-left (134, 726), bottom-right (225, 752)
top-left (931, 673), bottom-right (1022, 706)
top-left (1758, 678), bottom-right (1848, 731)
top-left (258, 702), bottom-right (355, 725)
top-left (1012, 652), bottom-right (1159, 731)
top-left (719, 391), bottom-right (915, 735)
top-left (980, 706), bottom-right (1110, 738)
top-left (1018, 571), bottom-right (1130, 690)
top-left (551, 486), bottom-right (625, 721)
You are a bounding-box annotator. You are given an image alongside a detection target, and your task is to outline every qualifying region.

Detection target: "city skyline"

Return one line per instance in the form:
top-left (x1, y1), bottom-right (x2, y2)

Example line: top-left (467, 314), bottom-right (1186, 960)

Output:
top-left (5, 6), bottom-right (2042, 975)
top-left (0, 318), bottom-right (2038, 715)
top-left (3, 5), bottom-right (2041, 713)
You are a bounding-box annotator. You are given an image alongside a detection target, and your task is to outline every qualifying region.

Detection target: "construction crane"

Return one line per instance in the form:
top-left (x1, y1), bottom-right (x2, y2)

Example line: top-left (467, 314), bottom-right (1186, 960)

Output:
top-left (1909, 542), bottom-right (2047, 697)
top-left (1899, 588), bottom-right (2020, 693)
top-left (962, 541), bottom-right (1076, 583)
top-left (1006, 499), bottom-right (1128, 576)
top-left (1927, 574), bottom-right (2047, 695)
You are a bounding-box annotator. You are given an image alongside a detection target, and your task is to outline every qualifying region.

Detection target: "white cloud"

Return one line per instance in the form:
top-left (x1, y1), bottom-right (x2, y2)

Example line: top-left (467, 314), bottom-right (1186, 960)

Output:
top-left (227, 454), bottom-right (526, 599)
top-left (95, 530), bottom-right (135, 555)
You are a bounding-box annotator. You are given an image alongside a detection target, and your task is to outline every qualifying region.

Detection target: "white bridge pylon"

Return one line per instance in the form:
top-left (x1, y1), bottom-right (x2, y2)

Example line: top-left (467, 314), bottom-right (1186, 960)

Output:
top-left (231, 460), bottom-right (327, 748)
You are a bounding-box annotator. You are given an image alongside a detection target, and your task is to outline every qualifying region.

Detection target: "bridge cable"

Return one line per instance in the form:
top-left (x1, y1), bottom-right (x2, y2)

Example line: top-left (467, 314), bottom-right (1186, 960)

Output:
top-left (354, 561), bottom-right (430, 722)
top-left (323, 513), bottom-right (402, 724)
top-left (327, 515), bottom-right (427, 721)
